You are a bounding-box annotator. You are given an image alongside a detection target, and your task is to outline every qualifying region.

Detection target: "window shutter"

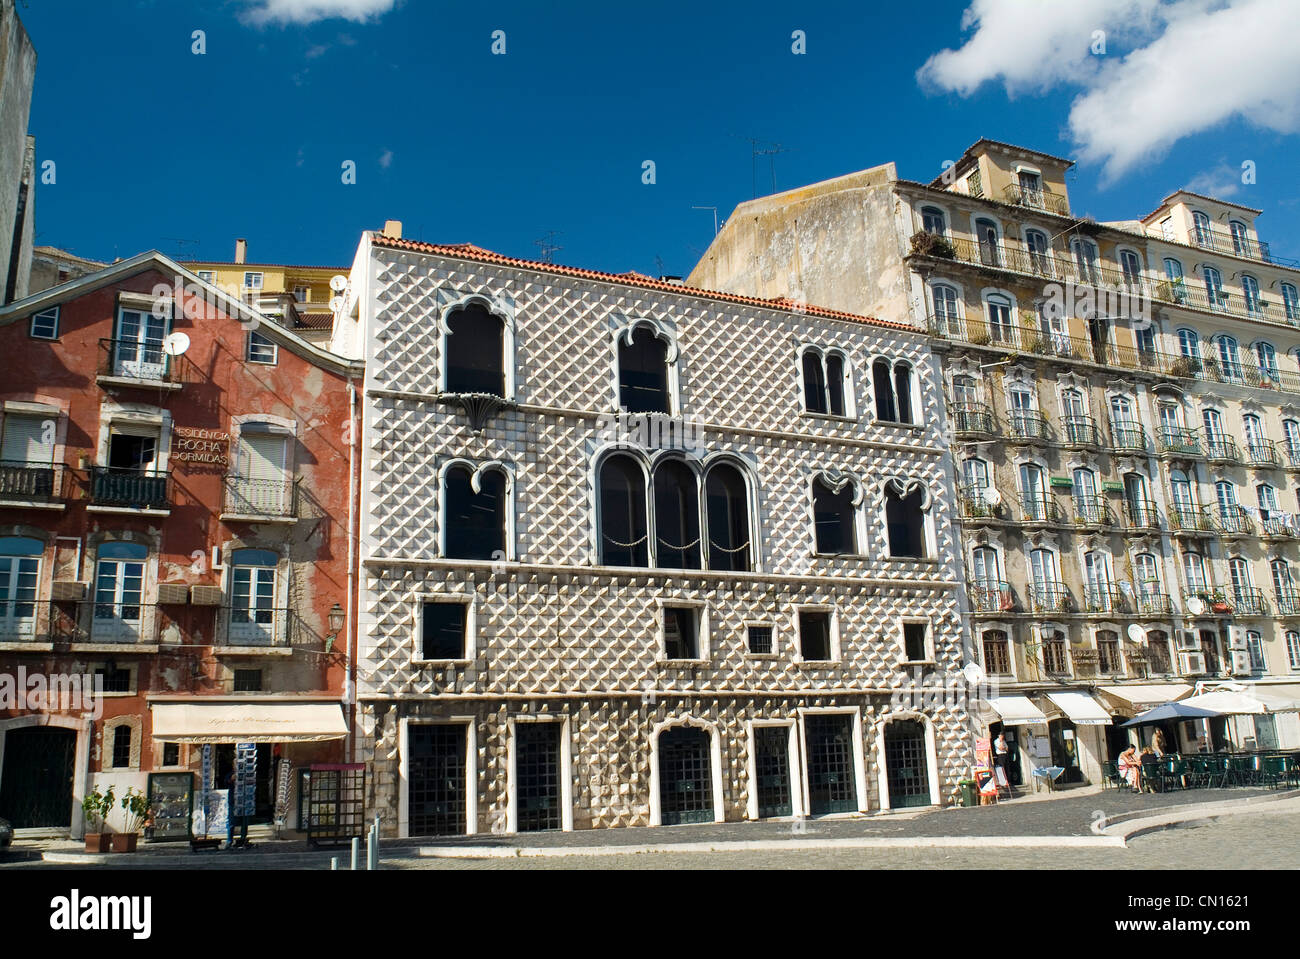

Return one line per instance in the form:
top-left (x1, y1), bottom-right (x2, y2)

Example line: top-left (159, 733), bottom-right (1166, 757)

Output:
top-left (1, 415), bottom-right (54, 464)
top-left (240, 432), bottom-right (286, 482)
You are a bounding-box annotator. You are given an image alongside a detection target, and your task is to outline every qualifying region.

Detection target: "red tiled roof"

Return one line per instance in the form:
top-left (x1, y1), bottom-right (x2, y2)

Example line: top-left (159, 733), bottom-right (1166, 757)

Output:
top-left (295, 312), bottom-right (335, 330)
top-left (371, 236), bottom-right (914, 332)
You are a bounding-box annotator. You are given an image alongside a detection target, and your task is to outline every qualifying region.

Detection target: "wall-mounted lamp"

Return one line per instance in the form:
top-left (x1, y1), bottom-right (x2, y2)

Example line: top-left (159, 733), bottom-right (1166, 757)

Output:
top-left (325, 603), bottom-right (345, 654)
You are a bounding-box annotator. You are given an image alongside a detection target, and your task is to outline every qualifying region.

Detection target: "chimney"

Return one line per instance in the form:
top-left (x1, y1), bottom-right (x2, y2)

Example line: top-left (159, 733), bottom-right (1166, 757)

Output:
top-left (235, 239), bottom-right (247, 264)
top-left (382, 220), bottom-right (403, 240)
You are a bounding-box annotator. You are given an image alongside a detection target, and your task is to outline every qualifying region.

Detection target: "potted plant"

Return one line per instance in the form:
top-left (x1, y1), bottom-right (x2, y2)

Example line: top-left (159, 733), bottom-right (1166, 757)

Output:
top-left (908, 230), bottom-right (956, 260)
top-left (112, 788), bottom-right (151, 853)
top-left (81, 785), bottom-right (115, 853)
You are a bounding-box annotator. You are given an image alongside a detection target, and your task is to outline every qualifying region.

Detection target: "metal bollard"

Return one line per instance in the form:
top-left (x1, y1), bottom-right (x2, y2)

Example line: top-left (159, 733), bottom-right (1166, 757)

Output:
top-left (367, 822), bottom-right (379, 870)
top-left (331, 857), bottom-right (338, 871)
top-left (351, 836), bottom-right (359, 871)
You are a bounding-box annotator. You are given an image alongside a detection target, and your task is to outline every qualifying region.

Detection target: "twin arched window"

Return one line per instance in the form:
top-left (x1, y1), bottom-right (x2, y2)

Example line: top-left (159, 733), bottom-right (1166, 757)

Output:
top-left (813, 476), bottom-right (928, 558)
top-left (443, 464), bottom-right (509, 560)
top-left (597, 455), bottom-right (751, 571)
top-left (873, 359), bottom-right (915, 424)
top-left (885, 480), bottom-right (928, 558)
top-left (801, 349), bottom-right (848, 417)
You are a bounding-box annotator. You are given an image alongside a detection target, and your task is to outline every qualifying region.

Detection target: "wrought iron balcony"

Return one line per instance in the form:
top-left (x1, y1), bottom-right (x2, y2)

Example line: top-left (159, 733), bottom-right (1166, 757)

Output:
top-left (1285, 442), bottom-right (1300, 470)
top-left (222, 606), bottom-right (292, 647)
top-left (1008, 410), bottom-right (1050, 442)
top-left (1214, 507), bottom-right (1254, 536)
top-left (1018, 493), bottom-right (1063, 524)
top-left (957, 484), bottom-right (1000, 520)
top-left (223, 475), bottom-right (298, 518)
top-left (1125, 499), bottom-right (1161, 529)
top-left (1072, 495), bottom-right (1111, 526)
top-left (950, 402), bottom-right (995, 436)
top-left (89, 467), bottom-right (170, 510)
top-left (1001, 183), bottom-right (1071, 216)
top-left (1083, 586), bottom-right (1128, 614)
top-left (98, 338), bottom-right (186, 385)
top-left (1183, 588), bottom-right (1230, 613)
top-left (1184, 221), bottom-right (1285, 266)
top-left (1259, 514), bottom-right (1299, 539)
top-left (1157, 426), bottom-right (1202, 457)
top-left (1231, 588), bottom-right (1268, 616)
top-left (1028, 582), bottom-right (1071, 614)
top-left (969, 579), bottom-right (1014, 613)
top-left (1060, 415), bottom-right (1101, 447)
top-left (1244, 439), bottom-right (1281, 469)
top-left (1109, 422), bottom-right (1148, 454)
top-left (0, 460), bottom-right (64, 501)
top-left (1203, 436), bottom-right (1240, 463)
top-left (1135, 591), bottom-right (1173, 616)
top-left (1169, 505), bottom-right (1216, 534)
top-left (49, 601), bottom-right (167, 645)
top-left (1275, 589), bottom-right (1300, 616)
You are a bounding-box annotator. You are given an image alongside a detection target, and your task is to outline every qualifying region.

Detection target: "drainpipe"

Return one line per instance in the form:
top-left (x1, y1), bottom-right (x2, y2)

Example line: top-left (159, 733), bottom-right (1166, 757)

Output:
top-left (345, 378), bottom-right (359, 763)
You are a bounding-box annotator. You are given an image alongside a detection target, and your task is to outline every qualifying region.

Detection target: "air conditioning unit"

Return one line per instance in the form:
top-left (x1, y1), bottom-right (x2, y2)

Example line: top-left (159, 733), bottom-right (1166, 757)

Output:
top-left (51, 580), bottom-right (88, 602)
top-left (1179, 650), bottom-right (1206, 675)
top-left (190, 585), bottom-right (224, 607)
top-left (1227, 626), bottom-right (1248, 651)
top-left (1231, 650), bottom-right (1254, 676)
top-left (156, 582), bottom-right (190, 606)
top-left (1176, 630), bottom-right (1199, 651)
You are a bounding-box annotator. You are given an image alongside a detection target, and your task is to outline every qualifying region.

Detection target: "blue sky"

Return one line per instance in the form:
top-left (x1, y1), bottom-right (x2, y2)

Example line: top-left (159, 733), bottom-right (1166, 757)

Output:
top-left (21, 0), bottom-right (1300, 277)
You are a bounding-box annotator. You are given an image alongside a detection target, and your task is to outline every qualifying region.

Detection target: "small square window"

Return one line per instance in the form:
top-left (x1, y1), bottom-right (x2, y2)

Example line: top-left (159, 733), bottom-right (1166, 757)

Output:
top-left (798, 610), bottom-right (833, 661)
top-left (247, 331), bottom-right (278, 365)
top-left (162, 742), bottom-right (180, 767)
top-left (233, 668), bottom-right (263, 692)
top-left (30, 306), bottom-right (59, 339)
top-left (903, 622), bottom-right (930, 662)
top-left (663, 606), bottom-right (698, 660)
top-left (196, 271), bottom-right (215, 284)
top-left (94, 666), bottom-right (132, 693)
top-left (245, 272), bottom-right (264, 290)
top-left (747, 624), bottom-right (773, 655)
top-left (421, 601), bottom-right (468, 660)
top-left (292, 285), bottom-right (309, 303)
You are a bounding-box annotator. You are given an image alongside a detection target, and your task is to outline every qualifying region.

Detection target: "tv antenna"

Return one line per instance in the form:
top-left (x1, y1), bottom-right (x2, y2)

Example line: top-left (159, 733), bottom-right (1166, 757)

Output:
top-left (163, 238), bottom-right (200, 261)
top-left (732, 136), bottom-right (792, 198)
top-left (534, 231), bottom-right (563, 263)
top-left (692, 206), bottom-right (719, 237)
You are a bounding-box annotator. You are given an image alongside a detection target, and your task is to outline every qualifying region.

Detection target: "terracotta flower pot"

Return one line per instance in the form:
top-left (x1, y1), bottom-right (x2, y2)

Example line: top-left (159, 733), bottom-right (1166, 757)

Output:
top-left (84, 832), bottom-right (110, 854)
top-left (109, 833), bottom-right (138, 853)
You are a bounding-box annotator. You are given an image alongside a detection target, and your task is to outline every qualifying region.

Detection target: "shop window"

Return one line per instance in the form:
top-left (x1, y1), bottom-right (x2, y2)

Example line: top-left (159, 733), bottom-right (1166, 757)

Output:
top-left (798, 609), bottom-right (833, 661)
top-left (443, 464), bottom-right (508, 561)
top-left (445, 302), bottom-right (506, 397)
top-left (619, 326), bottom-right (670, 413)
top-left (420, 600), bottom-right (469, 661)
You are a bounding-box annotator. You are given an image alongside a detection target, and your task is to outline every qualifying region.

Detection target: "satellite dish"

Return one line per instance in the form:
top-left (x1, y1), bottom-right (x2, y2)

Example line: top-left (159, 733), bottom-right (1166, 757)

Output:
top-left (329, 296), bottom-right (345, 313)
top-left (962, 662), bottom-right (987, 685)
top-left (1187, 596), bottom-right (1206, 616)
top-left (163, 332), bottom-right (191, 356)
top-left (985, 488), bottom-right (1002, 507)
top-left (329, 275), bottom-right (348, 293)
top-left (1127, 624), bottom-right (1148, 644)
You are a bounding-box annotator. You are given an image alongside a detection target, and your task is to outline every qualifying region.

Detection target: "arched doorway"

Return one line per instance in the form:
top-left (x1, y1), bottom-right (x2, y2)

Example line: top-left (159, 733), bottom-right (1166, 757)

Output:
top-left (884, 718), bottom-right (932, 808)
top-left (0, 726), bottom-right (77, 828)
top-left (658, 727), bottom-right (713, 825)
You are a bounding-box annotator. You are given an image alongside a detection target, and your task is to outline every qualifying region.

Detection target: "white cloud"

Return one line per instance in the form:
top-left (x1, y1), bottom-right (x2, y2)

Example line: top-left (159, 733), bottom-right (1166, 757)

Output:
top-left (918, 0), bottom-right (1300, 181)
top-left (240, 0), bottom-right (397, 26)
top-left (1184, 162), bottom-right (1243, 199)
top-left (378, 149), bottom-right (394, 169)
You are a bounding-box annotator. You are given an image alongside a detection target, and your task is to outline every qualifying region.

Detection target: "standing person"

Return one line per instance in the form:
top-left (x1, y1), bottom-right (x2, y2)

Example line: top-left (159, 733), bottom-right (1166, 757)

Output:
top-left (1152, 727), bottom-right (1168, 758)
top-left (225, 769), bottom-right (248, 849)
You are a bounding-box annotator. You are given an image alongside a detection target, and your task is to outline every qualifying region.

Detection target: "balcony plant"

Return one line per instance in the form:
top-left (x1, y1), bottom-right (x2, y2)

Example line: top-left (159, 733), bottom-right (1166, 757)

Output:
top-left (81, 785), bottom-right (115, 853)
top-left (908, 230), bottom-right (956, 260)
top-left (1168, 356), bottom-right (1200, 379)
top-left (112, 787), bottom-right (151, 853)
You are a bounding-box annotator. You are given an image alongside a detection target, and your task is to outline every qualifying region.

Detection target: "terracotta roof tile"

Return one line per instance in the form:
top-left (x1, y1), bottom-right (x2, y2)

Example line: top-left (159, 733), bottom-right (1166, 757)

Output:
top-left (371, 236), bottom-right (914, 332)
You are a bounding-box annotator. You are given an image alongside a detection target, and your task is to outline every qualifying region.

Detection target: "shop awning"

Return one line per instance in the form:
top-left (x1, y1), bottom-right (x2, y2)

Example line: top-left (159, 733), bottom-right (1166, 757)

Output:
top-left (151, 702), bottom-right (347, 744)
top-left (1044, 691), bottom-right (1113, 726)
top-left (984, 695), bottom-right (1049, 726)
top-left (1097, 684), bottom-right (1192, 713)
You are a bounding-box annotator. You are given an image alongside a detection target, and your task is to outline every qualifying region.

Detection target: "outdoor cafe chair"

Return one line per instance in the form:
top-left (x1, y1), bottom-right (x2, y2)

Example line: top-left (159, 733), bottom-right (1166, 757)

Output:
top-left (1227, 755), bottom-right (1256, 787)
top-left (1259, 755), bottom-right (1288, 790)
top-left (1185, 755), bottom-right (1212, 789)
top-left (1101, 761), bottom-right (1125, 791)
top-left (1139, 757), bottom-right (1162, 792)
top-left (1163, 757), bottom-right (1188, 791)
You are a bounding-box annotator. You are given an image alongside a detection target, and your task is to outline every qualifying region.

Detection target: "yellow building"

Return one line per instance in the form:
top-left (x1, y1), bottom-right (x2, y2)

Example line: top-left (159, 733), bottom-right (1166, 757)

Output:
top-left (185, 239), bottom-right (346, 344)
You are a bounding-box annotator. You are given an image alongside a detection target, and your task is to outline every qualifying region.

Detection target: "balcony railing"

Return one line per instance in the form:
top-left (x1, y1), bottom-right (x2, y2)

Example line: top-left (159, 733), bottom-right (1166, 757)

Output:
top-left (1259, 514), bottom-right (1299, 539)
top-left (90, 467), bottom-right (170, 510)
top-left (1083, 586), bottom-right (1128, 614)
top-left (1285, 442), bottom-right (1300, 470)
top-left (1152, 279), bottom-right (1297, 325)
top-left (1275, 589), bottom-right (1300, 616)
top-left (1157, 426), bottom-right (1202, 457)
top-left (1060, 415), bottom-right (1101, 447)
top-left (1028, 582), bottom-right (1071, 614)
top-left (1135, 591), bottom-right (1173, 616)
top-left (49, 602), bottom-right (168, 645)
top-left (1179, 221), bottom-right (1293, 267)
top-left (969, 579), bottom-right (1013, 613)
top-left (917, 235), bottom-right (1146, 297)
top-left (1018, 494), bottom-right (1063, 524)
top-left (223, 476), bottom-right (298, 518)
top-left (1109, 422), bottom-right (1148, 454)
top-left (1008, 410), bottom-right (1050, 442)
top-left (1244, 439), bottom-right (1281, 469)
top-left (1214, 507), bottom-right (1253, 536)
top-left (1183, 588), bottom-right (1230, 612)
top-left (98, 338), bottom-right (185, 385)
top-left (1072, 495), bottom-right (1112, 526)
top-left (0, 460), bottom-right (65, 501)
top-left (1169, 505), bottom-right (1216, 534)
top-left (1001, 183), bottom-right (1071, 216)
top-left (1203, 436), bottom-right (1240, 463)
top-left (222, 606), bottom-right (292, 647)
top-left (950, 402), bottom-right (995, 436)
top-left (1231, 588), bottom-right (1269, 616)
top-left (957, 485), bottom-right (1000, 520)
top-left (1125, 499), bottom-right (1161, 529)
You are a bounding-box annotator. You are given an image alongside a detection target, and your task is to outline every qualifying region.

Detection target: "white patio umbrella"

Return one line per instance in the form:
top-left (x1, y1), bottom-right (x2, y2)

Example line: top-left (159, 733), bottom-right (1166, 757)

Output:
top-left (1179, 689), bottom-right (1300, 714)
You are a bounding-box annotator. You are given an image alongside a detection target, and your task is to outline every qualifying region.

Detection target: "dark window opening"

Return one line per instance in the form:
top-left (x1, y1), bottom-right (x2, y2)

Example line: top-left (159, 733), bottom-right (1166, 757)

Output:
top-left (825, 353), bottom-right (845, 416)
top-left (94, 666), bottom-right (131, 693)
top-left (802, 352), bottom-right (828, 414)
top-left (422, 602), bottom-right (467, 660)
top-left (747, 625), bottom-right (773, 655)
top-left (813, 477), bottom-right (856, 555)
top-left (799, 610), bottom-right (832, 661)
top-left (704, 464), bottom-right (751, 572)
top-left (445, 302), bottom-right (506, 396)
top-left (886, 483), bottom-right (926, 558)
top-left (903, 622), bottom-right (928, 661)
top-left (107, 433), bottom-right (156, 471)
top-left (653, 460), bottom-right (701, 569)
top-left (444, 466), bottom-right (507, 560)
top-left (111, 725), bottom-right (132, 769)
top-left (894, 364), bottom-right (913, 424)
top-left (162, 742), bottom-right (180, 767)
top-left (619, 327), bottom-right (670, 413)
top-left (233, 668), bottom-right (263, 692)
top-left (873, 359), bottom-right (896, 421)
top-left (663, 607), bottom-right (698, 660)
top-left (599, 456), bottom-right (648, 567)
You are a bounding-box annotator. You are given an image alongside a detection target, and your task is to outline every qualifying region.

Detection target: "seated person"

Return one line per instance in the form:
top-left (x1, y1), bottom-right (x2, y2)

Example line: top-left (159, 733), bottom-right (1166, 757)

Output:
top-left (1117, 745), bottom-right (1140, 790)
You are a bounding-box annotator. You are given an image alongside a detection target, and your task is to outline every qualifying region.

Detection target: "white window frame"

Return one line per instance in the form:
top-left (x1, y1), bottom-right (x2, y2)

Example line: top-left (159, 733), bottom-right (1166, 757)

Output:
top-left (244, 272), bottom-right (264, 290)
top-left (744, 620), bottom-right (779, 659)
top-left (412, 592), bottom-right (476, 665)
top-left (246, 330), bottom-right (278, 365)
top-left (29, 306), bottom-right (59, 339)
top-left (505, 714), bottom-right (573, 833)
top-left (898, 617), bottom-right (934, 665)
top-left (398, 717), bottom-right (477, 838)
top-left (656, 599), bottom-right (709, 664)
top-left (792, 604), bottom-right (840, 664)
top-left (798, 345), bottom-right (856, 419)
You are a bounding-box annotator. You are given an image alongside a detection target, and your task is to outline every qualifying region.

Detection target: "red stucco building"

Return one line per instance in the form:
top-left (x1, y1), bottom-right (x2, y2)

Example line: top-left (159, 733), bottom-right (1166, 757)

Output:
top-left (0, 251), bottom-right (362, 838)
